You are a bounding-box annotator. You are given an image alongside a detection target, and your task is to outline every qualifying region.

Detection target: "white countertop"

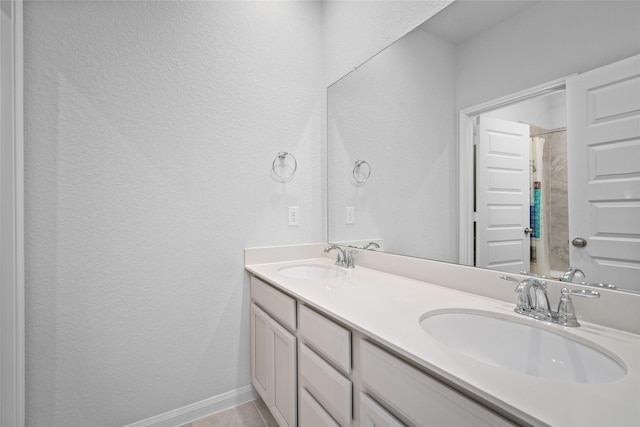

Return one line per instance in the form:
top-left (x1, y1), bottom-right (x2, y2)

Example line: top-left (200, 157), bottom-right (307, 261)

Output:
top-left (246, 257), bottom-right (640, 427)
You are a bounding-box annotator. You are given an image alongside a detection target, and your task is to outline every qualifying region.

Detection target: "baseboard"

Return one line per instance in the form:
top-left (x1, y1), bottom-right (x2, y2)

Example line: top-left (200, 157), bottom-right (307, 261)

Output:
top-left (123, 385), bottom-right (258, 427)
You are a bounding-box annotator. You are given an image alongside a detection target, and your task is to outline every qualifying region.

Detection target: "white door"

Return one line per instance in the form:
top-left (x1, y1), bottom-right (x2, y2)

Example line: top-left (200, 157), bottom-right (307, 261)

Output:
top-left (567, 54), bottom-right (640, 291)
top-left (476, 117), bottom-right (531, 273)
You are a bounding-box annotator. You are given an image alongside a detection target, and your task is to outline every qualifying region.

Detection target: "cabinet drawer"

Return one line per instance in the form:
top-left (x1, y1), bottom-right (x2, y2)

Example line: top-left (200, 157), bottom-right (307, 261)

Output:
top-left (360, 393), bottom-right (405, 427)
top-left (360, 340), bottom-right (514, 427)
top-left (251, 276), bottom-right (296, 331)
top-left (299, 305), bottom-right (351, 374)
top-left (299, 344), bottom-right (352, 426)
top-left (300, 388), bottom-right (340, 427)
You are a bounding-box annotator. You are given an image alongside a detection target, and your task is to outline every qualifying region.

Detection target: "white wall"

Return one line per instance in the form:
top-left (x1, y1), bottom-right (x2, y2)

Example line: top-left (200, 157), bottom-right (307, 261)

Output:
top-left (328, 28), bottom-right (458, 262)
top-left (23, 2), bottom-right (323, 426)
top-left (456, 1), bottom-right (640, 110)
top-left (486, 91), bottom-right (566, 131)
top-left (324, 0), bottom-right (452, 85)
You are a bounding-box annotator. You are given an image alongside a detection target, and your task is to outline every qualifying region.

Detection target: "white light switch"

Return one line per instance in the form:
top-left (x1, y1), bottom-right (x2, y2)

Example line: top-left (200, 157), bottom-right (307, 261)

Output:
top-left (288, 206), bottom-right (300, 226)
top-left (345, 207), bottom-right (355, 225)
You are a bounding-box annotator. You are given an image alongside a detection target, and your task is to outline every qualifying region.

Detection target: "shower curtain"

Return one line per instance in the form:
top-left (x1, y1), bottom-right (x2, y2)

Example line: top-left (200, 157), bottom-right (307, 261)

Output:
top-left (530, 136), bottom-right (550, 276)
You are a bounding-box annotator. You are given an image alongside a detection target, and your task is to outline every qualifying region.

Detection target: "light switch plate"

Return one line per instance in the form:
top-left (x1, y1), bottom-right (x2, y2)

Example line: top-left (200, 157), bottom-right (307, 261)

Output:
top-left (288, 206), bottom-right (300, 226)
top-left (345, 207), bottom-right (355, 225)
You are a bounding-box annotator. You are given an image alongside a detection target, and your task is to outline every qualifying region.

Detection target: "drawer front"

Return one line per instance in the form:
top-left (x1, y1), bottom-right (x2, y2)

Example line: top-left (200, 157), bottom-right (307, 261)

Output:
top-left (300, 388), bottom-right (340, 427)
top-left (299, 305), bottom-right (351, 374)
top-left (299, 344), bottom-right (352, 426)
top-left (360, 393), bottom-right (405, 427)
top-left (360, 340), bottom-right (515, 427)
top-left (250, 276), bottom-right (296, 331)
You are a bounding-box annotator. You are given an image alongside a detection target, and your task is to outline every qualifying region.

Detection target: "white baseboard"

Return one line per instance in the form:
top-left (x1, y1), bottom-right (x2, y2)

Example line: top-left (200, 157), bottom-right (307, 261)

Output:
top-left (123, 385), bottom-right (258, 427)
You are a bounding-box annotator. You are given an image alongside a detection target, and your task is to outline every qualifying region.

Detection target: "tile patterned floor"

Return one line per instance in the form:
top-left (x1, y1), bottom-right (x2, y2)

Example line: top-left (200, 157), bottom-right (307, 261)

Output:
top-left (180, 398), bottom-right (278, 427)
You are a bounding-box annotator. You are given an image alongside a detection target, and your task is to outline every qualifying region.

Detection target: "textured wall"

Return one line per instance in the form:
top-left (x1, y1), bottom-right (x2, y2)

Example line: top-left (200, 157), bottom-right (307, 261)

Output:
top-left (24, 2), bottom-right (323, 426)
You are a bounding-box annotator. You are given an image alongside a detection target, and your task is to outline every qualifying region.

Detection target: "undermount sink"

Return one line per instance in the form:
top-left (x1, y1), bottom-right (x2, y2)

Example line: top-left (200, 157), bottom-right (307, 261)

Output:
top-left (278, 264), bottom-right (346, 280)
top-left (420, 311), bottom-right (626, 384)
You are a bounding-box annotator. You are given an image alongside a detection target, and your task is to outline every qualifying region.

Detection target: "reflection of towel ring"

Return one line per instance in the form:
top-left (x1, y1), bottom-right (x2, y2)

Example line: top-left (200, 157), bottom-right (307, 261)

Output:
top-left (352, 160), bottom-right (371, 184)
top-left (272, 152), bottom-right (297, 182)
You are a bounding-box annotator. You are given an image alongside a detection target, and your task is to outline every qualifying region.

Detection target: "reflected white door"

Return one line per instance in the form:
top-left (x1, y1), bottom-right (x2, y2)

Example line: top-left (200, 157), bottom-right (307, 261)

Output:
top-left (567, 54), bottom-right (640, 291)
top-left (476, 117), bottom-right (530, 273)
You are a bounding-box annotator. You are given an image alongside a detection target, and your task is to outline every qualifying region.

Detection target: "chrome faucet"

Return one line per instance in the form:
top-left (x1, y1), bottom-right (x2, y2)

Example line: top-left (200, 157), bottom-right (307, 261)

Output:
top-left (531, 280), bottom-right (552, 321)
top-left (500, 275), bottom-right (599, 327)
top-left (324, 245), bottom-right (358, 269)
top-left (502, 275), bottom-right (534, 313)
top-left (345, 249), bottom-right (358, 268)
top-left (324, 245), bottom-right (346, 266)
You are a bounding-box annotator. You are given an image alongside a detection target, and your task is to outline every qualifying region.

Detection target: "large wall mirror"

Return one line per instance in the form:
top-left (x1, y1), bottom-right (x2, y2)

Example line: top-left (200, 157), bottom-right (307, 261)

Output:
top-left (327, 0), bottom-right (640, 292)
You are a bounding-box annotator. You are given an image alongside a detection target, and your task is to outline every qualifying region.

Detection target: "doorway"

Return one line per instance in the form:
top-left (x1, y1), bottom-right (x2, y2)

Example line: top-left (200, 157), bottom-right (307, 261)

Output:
top-left (460, 54), bottom-right (640, 291)
top-left (457, 78), bottom-right (568, 276)
top-left (474, 90), bottom-right (568, 277)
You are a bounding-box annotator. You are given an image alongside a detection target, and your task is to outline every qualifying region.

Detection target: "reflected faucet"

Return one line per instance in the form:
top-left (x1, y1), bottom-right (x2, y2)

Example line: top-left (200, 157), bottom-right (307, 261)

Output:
top-left (560, 267), bottom-right (585, 283)
top-left (363, 242), bottom-right (380, 250)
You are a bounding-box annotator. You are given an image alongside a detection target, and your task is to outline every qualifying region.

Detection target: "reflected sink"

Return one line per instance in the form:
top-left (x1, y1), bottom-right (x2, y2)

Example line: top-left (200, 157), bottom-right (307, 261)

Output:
top-left (278, 264), bottom-right (346, 280)
top-left (420, 311), bottom-right (626, 383)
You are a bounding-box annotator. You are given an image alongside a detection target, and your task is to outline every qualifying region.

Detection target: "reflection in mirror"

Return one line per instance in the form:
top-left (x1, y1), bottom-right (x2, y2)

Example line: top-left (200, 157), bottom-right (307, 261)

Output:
top-left (473, 91), bottom-right (568, 278)
top-left (327, 1), bottom-right (640, 292)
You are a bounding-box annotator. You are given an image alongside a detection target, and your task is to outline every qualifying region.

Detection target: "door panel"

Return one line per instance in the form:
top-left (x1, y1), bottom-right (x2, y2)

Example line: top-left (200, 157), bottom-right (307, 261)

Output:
top-left (567, 54), bottom-right (640, 291)
top-left (476, 117), bottom-right (531, 273)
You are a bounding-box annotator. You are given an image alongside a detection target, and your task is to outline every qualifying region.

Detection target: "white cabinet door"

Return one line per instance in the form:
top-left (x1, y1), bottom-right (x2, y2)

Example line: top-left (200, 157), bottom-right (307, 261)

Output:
top-left (251, 303), bottom-right (271, 405)
top-left (567, 54), bottom-right (640, 291)
top-left (271, 318), bottom-right (297, 427)
top-left (476, 117), bottom-right (531, 273)
top-left (250, 303), bottom-right (297, 427)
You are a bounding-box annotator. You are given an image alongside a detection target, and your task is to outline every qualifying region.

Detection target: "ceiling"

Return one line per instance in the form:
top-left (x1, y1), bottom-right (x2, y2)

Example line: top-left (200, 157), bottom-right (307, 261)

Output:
top-left (420, 0), bottom-right (538, 45)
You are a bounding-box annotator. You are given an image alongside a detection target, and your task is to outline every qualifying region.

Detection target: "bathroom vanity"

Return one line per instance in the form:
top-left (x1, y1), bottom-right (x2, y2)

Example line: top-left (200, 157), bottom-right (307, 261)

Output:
top-left (245, 245), bottom-right (640, 427)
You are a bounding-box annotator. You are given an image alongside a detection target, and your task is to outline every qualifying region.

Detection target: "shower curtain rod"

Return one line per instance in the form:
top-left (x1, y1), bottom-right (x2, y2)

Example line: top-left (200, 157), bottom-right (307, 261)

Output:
top-left (531, 127), bottom-right (566, 137)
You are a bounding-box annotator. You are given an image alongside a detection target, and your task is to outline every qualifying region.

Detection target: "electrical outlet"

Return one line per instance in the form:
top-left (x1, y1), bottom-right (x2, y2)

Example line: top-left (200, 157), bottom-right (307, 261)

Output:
top-left (288, 206), bottom-right (300, 226)
top-left (345, 207), bottom-right (355, 225)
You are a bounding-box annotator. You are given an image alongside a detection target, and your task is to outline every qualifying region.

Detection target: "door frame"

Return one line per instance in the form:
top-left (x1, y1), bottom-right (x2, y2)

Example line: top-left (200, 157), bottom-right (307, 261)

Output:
top-left (1, 1), bottom-right (24, 426)
top-left (458, 77), bottom-right (568, 266)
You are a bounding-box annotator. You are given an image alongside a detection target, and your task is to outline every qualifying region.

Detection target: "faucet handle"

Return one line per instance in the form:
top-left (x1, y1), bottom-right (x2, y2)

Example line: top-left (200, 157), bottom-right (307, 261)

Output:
top-left (556, 288), bottom-right (600, 327)
top-left (561, 288), bottom-right (600, 299)
top-left (345, 249), bottom-right (359, 268)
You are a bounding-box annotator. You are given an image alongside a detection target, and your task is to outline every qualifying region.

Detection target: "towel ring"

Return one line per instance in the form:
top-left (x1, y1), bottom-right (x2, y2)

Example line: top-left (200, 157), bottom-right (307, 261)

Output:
top-left (272, 152), bottom-right (297, 182)
top-left (352, 160), bottom-right (371, 184)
